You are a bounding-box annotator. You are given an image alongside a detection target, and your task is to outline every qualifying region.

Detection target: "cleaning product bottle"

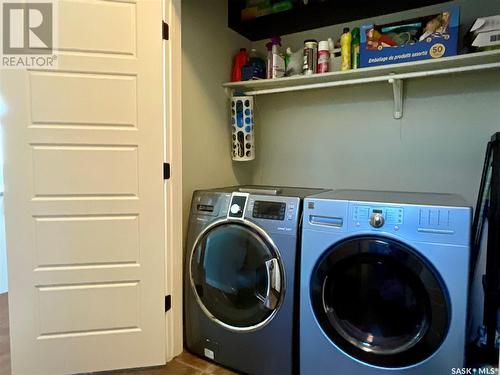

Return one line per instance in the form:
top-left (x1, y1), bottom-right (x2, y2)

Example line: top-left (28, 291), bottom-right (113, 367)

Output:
top-left (317, 40), bottom-right (330, 73)
top-left (328, 37), bottom-right (335, 72)
top-left (231, 48), bottom-right (249, 82)
top-left (302, 39), bottom-right (318, 75)
top-left (351, 27), bottom-right (360, 69)
top-left (340, 27), bottom-right (352, 71)
top-left (242, 49), bottom-right (266, 80)
top-left (285, 47), bottom-right (303, 76)
top-left (266, 36), bottom-right (285, 79)
top-left (266, 42), bottom-right (273, 79)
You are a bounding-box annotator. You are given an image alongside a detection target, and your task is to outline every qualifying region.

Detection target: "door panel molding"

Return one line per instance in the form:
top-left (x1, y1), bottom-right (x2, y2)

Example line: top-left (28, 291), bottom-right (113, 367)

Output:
top-left (2, 1), bottom-right (167, 373)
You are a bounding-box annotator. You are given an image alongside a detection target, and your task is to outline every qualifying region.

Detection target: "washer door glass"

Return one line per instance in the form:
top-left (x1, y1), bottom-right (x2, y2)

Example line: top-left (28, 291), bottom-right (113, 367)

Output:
top-left (311, 236), bottom-right (450, 368)
top-left (191, 222), bottom-right (283, 330)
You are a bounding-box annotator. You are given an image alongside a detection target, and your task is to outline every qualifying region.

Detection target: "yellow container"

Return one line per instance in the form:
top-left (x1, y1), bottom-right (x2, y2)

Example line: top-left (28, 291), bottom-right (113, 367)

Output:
top-left (340, 27), bottom-right (352, 71)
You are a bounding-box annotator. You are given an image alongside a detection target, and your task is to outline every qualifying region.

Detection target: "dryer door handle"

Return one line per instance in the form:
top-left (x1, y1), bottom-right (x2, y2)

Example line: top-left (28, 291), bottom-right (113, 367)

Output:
top-left (264, 258), bottom-right (281, 310)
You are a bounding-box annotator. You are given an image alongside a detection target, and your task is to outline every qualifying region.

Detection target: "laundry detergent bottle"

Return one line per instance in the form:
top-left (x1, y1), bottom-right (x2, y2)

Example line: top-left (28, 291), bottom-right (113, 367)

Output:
top-left (231, 48), bottom-right (249, 82)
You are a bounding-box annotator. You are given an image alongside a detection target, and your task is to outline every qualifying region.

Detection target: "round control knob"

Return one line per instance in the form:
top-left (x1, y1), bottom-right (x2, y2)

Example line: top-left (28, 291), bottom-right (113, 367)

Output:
top-left (230, 203), bottom-right (242, 215)
top-left (370, 213), bottom-right (385, 228)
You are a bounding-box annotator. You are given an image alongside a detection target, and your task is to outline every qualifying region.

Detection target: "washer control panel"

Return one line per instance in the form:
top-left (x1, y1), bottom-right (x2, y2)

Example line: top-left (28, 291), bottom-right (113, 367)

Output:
top-left (353, 205), bottom-right (404, 229)
top-left (227, 192), bottom-right (248, 219)
top-left (252, 200), bottom-right (286, 221)
top-left (247, 197), bottom-right (299, 235)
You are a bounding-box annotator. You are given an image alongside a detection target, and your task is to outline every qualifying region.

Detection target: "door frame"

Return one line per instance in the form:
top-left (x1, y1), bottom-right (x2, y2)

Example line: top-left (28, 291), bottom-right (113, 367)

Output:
top-left (163, 0), bottom-right (183, 361)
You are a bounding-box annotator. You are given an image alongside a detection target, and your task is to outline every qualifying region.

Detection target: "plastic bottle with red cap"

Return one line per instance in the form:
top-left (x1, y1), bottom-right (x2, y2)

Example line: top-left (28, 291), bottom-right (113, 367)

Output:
top-left (231, 48), bottom-right (249, 82)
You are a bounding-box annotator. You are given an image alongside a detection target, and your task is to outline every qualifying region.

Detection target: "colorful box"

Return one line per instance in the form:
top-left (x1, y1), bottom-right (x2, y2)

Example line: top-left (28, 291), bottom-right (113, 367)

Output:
top-left (360, 6), bottom-right (460, 68)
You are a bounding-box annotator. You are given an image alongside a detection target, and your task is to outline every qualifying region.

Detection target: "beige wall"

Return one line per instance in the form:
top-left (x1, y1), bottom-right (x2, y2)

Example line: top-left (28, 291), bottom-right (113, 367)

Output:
top-left (181, 0), bottom-right (500, 208)
top-left (180, 0), bottom-right (499, 345)
top-left (249, 72), bottom-right (500, 205)
top-left (245, 0), bottom-right (500, 206)
top-left (181, 0), bottom-right (253, 235)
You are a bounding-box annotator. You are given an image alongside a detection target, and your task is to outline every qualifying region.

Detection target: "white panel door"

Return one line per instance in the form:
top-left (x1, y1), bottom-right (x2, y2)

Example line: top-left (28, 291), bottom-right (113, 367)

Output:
top-left (0, 0), bottom-right (166, 374)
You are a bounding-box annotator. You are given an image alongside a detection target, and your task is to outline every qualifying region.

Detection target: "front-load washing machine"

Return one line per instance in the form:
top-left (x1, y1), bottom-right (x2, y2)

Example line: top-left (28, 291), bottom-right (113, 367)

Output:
top-left (300, 190), bottom-right (472, 375)
top-left (185, 185), bottom-right (327, 375)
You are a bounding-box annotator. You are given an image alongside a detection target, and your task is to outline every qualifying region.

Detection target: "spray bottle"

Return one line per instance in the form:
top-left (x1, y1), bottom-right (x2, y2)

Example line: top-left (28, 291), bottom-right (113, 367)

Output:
top-left (266, 36), bottom-right (285, 79)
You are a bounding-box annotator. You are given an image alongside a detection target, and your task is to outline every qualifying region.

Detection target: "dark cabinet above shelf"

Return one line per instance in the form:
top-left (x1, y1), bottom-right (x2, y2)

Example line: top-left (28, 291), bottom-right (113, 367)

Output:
top-left (228, 0), bottom-right (450, 41)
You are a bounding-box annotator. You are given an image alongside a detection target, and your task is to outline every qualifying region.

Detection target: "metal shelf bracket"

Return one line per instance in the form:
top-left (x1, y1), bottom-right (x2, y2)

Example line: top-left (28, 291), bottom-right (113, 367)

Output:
top-left (389, 75), bottom-right (403, 120)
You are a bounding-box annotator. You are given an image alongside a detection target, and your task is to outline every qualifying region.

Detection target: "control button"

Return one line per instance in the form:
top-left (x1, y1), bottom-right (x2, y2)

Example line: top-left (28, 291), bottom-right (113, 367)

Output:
top-left (287, 214), bottom-right (293, 220)
top-left (370, 213), bottom-right (385, 228)
top-left (356, 222), bottom-right (361, 227)
top-left (230, 204), bottom-right (241, 215)
top-left (394, 225), bottom-right (400, 231)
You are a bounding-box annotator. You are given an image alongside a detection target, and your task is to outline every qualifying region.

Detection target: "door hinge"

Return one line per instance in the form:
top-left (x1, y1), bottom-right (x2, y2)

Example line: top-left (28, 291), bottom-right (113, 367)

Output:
top-left (163, 163), bottom-right (170, 180)
top-left (162, 21), bottom-right (169, 40)
top-left (165, 295), bottom-right (172, 312)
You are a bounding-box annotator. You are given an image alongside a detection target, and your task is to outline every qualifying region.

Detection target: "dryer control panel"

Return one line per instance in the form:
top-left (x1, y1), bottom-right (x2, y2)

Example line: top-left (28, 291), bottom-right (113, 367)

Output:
top-left (353, 205), bottom-right (404, 229)
top-left (303, 193), bottom-right (471, 246)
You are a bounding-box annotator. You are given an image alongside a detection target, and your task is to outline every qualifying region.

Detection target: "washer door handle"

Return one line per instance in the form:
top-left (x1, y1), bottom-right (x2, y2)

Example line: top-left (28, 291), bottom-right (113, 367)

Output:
top-left (264, 258), bottom-right (281, 310)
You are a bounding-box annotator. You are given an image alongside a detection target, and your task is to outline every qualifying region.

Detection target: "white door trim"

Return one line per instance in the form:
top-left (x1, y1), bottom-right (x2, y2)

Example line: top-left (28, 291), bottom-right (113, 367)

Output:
top-left (163, 0), bottom-right (183, 361)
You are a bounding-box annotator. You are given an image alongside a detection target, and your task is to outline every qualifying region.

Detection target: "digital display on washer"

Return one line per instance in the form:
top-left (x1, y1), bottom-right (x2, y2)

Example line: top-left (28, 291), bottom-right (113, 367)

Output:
top-left (253, 201), bottom-right (286, 221)
top-left (197, 204), bottom-right (214, 212)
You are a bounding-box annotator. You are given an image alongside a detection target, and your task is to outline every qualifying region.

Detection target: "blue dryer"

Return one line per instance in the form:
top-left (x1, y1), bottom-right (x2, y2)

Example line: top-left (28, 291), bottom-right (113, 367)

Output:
top-left (300, 190), bottom-right (472, 374)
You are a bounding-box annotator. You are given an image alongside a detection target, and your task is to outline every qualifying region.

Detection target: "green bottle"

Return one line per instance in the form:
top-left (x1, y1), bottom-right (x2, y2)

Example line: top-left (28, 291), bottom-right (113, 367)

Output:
top-left (351, 27), bottom-right (360, 69)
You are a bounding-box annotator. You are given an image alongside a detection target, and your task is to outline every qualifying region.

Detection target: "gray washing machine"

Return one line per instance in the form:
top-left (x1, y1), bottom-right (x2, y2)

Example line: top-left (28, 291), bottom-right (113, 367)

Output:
top-left (300, 190), bottom-right (472, 375)
top-left (184, 185), bottom-right (327, 375)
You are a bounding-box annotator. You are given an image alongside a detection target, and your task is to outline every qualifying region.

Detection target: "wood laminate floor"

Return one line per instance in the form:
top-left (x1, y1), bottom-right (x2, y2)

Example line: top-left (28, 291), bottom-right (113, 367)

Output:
top-left (0, 293), bottom-right (236, 375)
top-left (0, 294), bottom-right (10, 375)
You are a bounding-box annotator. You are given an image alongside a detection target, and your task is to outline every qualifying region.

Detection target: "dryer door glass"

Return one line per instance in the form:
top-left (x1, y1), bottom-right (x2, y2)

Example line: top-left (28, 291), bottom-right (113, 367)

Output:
top-left (191, 222), bottom-right (283, 330)
top-left (310, 236), bottom-right (450, 368)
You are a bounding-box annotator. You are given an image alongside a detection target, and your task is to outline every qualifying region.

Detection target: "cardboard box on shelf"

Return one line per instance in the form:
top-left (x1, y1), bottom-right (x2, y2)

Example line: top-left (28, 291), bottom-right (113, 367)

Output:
top-left (360, 6), bottom-right (460, 68)
top-left (470, 15), bottom-right (500, 49)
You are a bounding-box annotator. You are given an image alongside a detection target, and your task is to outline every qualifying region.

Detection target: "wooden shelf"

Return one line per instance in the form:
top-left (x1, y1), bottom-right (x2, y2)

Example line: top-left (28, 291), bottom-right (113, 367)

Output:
top-left (222, 50), bottom-right (500, 119)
